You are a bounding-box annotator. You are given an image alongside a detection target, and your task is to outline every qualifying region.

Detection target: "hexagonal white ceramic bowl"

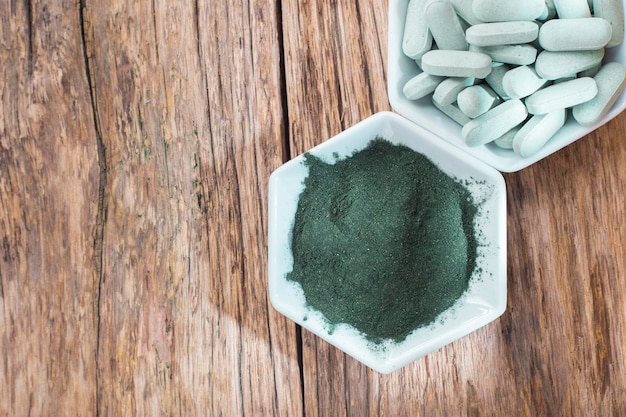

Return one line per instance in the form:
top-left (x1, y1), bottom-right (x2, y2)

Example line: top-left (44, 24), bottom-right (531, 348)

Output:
top-left (388, 0), bottom-right (626, 172)
top-left (268, 112), bottom-right (506, 373)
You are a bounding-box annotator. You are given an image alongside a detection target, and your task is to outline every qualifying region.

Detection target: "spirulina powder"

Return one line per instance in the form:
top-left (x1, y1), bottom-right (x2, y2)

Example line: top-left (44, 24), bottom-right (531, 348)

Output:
top-left (287, 138), bottom-right (479, 344)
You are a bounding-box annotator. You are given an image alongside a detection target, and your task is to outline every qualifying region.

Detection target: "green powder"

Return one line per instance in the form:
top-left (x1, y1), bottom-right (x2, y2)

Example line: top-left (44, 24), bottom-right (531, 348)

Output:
top-left (287, 138), bottom-right (479, 344)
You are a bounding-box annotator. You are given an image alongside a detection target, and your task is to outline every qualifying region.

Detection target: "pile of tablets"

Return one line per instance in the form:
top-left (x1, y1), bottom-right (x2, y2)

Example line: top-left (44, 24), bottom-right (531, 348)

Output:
top-left (402, 0), bottom-right (626, 157)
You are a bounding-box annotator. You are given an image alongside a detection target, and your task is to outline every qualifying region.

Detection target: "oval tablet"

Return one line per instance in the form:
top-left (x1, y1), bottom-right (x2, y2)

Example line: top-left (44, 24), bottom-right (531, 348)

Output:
top-left (472, 0), bottom-right (545, 22)
top-left (449, 0), bottom-right (484, 25)
top-left (553, 0), bottom-right (591, 18)
top-left (457, 85), bottom-right (502, 118)
top-left (422, 50), bottom-right (493, 78)
top-left (462, 99), bottom-right (527, 146)
top-left (403, 72), bottom-right (445, 100)
top-left (494, 127), bottom-right (520, 149)
top-left (513, 109), bottom-right (566, 157)
top-left (470, 44), bottom-right (537, 66)
top-left (433, 100), bottom-right (471, 126)
top-left (535, 49), bottom-right (605, 80)
top-left (540, 0), bottom-right (558, 20)
top-left (502, 65), bottom-right (547, 99)
top-left (573, 62), bottom-right (626, 126)
top-left (538, 18), bottom-right (612, 51)
top-left (525, 77), bottom-right (598, 114)
top-left (593, 0), bottom-right (625, 48)
top-left (466, 21), bottom-right (539, 46)
top-left (485, 64), bottom-right (511, 99)
top-left (426, 0), bottom-right (468, 51)
top-left (402, 0), bottom-right (433, 59)
top-left (433, 77), bottom-right (475, 106)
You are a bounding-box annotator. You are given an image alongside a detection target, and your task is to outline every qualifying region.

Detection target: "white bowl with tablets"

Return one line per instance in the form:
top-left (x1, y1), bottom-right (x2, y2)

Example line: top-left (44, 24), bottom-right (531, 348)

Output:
top-left (388, 0), bottom-right (626, 172)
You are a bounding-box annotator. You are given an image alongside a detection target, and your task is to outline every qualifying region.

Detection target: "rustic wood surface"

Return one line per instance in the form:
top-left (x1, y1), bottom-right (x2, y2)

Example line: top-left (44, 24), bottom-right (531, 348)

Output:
top-left (1, 0), bottom-right (625, 415)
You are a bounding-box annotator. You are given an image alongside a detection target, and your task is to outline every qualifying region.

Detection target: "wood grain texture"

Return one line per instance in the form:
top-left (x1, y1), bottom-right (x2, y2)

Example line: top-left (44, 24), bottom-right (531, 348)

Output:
top-left (502, 124), bottom-right (626, 416)
top-left (2, 0), bottom-right (626, 415)
top-left (81, 0), bottom-right (301, 415)
top-left (0, 0), bottom-right (99, 415)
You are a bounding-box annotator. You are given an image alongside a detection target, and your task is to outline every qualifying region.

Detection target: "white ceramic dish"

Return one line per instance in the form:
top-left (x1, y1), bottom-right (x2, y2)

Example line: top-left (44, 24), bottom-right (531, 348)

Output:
top-left (268, 111), bottom-right (507, 373)
top-left (388, 0), bottom-right (626, 172)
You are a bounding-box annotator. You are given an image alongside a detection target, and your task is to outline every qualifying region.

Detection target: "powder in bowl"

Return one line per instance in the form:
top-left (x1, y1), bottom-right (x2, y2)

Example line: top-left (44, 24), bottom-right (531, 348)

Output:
top-left (287, 138), bottom-right (479, 344)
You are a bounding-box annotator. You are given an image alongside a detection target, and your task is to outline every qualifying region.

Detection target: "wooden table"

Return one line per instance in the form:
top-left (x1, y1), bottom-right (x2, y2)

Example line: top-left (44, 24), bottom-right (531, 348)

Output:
top-left (1, 0), bottom-right (625, 415)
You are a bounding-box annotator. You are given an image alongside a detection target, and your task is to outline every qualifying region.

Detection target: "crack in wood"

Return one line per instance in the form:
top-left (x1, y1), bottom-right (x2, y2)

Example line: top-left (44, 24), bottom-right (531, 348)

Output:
top-left (78, 1), bottom-right (107, 416)
top-left (25, 0), bottom-right (34, 76)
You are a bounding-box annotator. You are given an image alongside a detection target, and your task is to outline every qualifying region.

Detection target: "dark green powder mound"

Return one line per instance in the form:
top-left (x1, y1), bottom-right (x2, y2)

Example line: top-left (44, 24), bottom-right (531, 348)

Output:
top-left (287, 138), bottom-right (479, 344)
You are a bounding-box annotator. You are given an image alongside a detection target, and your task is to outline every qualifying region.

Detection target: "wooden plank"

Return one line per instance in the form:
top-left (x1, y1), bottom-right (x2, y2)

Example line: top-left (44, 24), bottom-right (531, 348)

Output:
top-left (502, 122), bottom-right (626, 416)
top-left (283, 0), bottom-right (389, 144)
top-left (0, 0), bottom-right (99, 415)
top-left (282, 0), bottom-right (626, 415)
top-left (82, 0), bottom-right (301, 415)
